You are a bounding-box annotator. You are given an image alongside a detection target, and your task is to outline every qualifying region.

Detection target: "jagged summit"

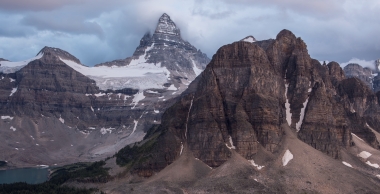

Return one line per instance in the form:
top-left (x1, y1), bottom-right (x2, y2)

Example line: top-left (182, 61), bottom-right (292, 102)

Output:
top-left (95, 13), bottom-right (210, 83)
top-left (155, 13), bottom-right (180, 36)
top-left (37, 46), bottom-right (82, 65)
top-left (241, 35), bottom-right (256, 43)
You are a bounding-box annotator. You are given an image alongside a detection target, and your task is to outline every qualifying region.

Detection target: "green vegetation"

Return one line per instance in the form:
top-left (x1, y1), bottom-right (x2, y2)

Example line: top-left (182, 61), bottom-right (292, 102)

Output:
top-left (116, 138), bottom-right (157, 167)
top-left (0, 182), bottom-right (98, 194)
top-left (116, 124), bottom-right (161, 167)
top-left (0, 161), bottom-right (110, 194)
top-left (50, 161), bottom-right (111, 184)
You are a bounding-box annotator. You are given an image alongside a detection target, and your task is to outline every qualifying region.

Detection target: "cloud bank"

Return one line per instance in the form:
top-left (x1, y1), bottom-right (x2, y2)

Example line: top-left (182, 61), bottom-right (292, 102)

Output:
top-left (0, 0), bottom-right (379, 66)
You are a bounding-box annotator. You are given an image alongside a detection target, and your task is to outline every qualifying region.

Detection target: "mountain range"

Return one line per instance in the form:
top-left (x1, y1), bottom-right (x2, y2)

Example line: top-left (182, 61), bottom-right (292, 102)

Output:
top-left (0, 13), bottom-right (209, 168)
top-left (1, 13), bottom-right (380, 193)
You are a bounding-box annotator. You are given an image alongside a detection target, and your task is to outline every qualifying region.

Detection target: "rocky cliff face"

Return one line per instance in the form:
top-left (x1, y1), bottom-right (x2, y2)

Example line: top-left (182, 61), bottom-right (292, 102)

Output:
top-left (119, 29), bottom-right (380, 176)
top-left (344, 63), bottom-right (374, 89)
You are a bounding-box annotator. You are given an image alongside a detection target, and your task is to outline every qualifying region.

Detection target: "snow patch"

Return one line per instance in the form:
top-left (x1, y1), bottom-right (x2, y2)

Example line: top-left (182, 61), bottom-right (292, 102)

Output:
top-left (154, 109), bottom-right (159, 113)
top-left (342, 161), bottom-right (353, 168)
top-left (191, 59), bottom-right (203, 76)
top-left (282, 150), bottom-right (293, 166)
top-left (358, 151), bottom-right (372, 159)
top-left (1, 116), bottom-right (14, 120)
top-left (243, 37), bottom-right (255, 43)
top-left (146, 90), bottom-right (158, 94)
top-left (376, 175), bottom-right (380, 179)
top-left (100, 127), bottom-right (115, 135)
top-left (59, 116), bottom-right (64, 124)
top-left (10, 126), bottom-right (16, 131)
top-left (166, 84), bottom-right (177, 90)
top-left (225, 136), bottom-right (236, 149)
top-left (9, 78), bottom-right (15, 82)
top-left (284, 83), bottom-right (292, 126)
top-left (130, 92), bottom-right (145, 109)
top-left (90, 106), bottom-right (94, 112)
top-left (366, 161), bottom-right (379, 168)
top-left (94, 92), bottom-right (106, 97)
top-left (9, 87), bottom-right (18, 96)
top-left (351, 133), bottom-right (364, 142)
top-left (248, 159), bottom-right (264, 170)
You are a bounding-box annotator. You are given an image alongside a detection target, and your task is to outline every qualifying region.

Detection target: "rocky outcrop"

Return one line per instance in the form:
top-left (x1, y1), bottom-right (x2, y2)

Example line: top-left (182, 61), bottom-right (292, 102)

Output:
top-left (344, 63), bottom-right (374, 89)
top-left (118, 29), bottom-right (380, 176)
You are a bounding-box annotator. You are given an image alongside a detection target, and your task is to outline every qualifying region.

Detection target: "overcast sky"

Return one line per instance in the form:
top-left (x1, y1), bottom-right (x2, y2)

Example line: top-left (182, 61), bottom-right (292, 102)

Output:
top-left (0, 0), bottom-right (379, 68)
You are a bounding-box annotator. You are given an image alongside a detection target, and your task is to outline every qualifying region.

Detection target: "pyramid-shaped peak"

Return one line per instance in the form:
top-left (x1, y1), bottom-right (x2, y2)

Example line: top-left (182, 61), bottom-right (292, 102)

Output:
top-left (37, 46), bottom-right (82, 64)
top-left (155, 13), bottom-right (180, 36)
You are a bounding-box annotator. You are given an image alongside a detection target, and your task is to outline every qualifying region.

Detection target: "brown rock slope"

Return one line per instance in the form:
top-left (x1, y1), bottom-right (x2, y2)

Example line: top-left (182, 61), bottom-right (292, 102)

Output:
top-left (117, 29), bottom-right (380, 185)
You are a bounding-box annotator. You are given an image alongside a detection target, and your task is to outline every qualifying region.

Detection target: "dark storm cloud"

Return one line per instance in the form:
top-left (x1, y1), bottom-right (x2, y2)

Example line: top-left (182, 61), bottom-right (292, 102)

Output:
top-left (0, 0), bottom-right (379, 67)
top-left (0, 0), bottom-right (80, 11)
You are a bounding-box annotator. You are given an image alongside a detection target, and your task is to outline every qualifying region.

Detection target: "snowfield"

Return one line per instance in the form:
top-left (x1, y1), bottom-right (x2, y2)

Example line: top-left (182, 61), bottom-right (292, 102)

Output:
top-left (60, 58), bottom-right (171, 91)
top-left (0, 53), bottom-right (43, 73)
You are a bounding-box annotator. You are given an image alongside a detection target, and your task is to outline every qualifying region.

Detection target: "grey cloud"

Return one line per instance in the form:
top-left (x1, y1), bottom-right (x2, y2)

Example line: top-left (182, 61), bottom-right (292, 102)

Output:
top-left (0, 0), bottom-right (80, 12)
top-left (221, 0), bottom-right (346, 19)
top-left (22, 15), bottom-right (105, 39)
top-left (0, 0), bottom-right (379, 68)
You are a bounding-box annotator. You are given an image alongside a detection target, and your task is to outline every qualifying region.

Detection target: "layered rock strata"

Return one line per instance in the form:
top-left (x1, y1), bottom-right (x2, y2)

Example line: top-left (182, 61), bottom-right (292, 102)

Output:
top-left (120, 29), bottom-right (380, 176)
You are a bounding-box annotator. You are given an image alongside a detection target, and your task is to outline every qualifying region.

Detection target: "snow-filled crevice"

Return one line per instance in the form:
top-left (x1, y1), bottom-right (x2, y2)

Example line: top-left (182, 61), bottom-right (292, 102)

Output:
top-left (9, 87), bottom-right (18, 96)
top-left (284, 83), bottom-right (292, 126)
top-left (185, 96), bottom-right (194, 139)
top-left (295, 98), bottom-right (309, 132)
top-left (131, 120), bottom-right (138, 135)
top-left (295, 87), bottom-right (312, 132)
top-left (225, 136), bottom-right (236, 149)
top-left (180, 142), bottom-right (184, 155)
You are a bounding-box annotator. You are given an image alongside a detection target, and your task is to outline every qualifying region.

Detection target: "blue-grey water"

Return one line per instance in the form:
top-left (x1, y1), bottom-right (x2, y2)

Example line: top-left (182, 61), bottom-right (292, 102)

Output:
top-left (0, 167), bottom-right (49, 184)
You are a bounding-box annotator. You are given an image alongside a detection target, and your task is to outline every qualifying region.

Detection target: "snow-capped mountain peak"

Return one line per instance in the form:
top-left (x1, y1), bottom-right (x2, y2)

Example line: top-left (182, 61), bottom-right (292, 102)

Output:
top-left (155, 13), bottom-right (180, 36)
